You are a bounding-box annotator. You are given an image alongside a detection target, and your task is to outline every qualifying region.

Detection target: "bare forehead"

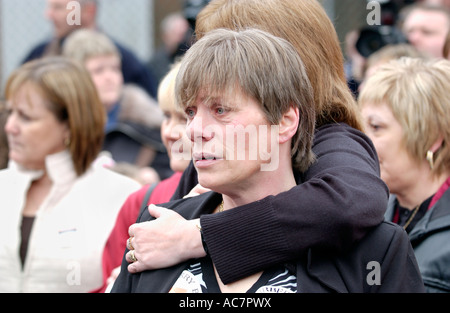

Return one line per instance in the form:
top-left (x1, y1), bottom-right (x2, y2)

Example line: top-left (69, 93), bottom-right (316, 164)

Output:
top-left (405, 9), bottom-right (450, 27)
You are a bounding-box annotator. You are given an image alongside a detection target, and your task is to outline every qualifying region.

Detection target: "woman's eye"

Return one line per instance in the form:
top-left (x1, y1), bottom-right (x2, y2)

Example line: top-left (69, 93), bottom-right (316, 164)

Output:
top-left (12, 109), bottom-right (32, 122)
top-left (370, 123), bottom-right (380, 131)
top-left (185, 107), bottom-right (196, 119)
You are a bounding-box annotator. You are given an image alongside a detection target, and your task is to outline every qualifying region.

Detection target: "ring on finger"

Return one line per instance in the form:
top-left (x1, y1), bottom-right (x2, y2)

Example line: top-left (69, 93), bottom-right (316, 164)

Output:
top-left (129, 250), bottom-right (138, 262)
top-left (127, 236), bottom-right (134, 250)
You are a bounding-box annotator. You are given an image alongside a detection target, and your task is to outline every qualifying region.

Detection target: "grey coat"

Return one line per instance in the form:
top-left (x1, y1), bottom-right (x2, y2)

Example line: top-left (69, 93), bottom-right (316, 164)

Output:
top-left (385, 187), bottom-right (450, 292)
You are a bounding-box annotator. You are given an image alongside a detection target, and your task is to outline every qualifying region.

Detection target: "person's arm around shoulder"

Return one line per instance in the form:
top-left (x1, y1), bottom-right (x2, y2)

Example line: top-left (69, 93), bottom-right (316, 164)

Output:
top-left (201, 123), bottom-right (389, 284)
top-left (127, 123), bottom-right (388, 285)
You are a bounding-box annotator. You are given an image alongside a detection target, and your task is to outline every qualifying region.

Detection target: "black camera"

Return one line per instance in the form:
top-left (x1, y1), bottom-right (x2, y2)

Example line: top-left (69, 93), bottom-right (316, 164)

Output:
top-left (356, 25), bottom-right (408, 58)
top-left (356, 0), bottom-right (409, 58)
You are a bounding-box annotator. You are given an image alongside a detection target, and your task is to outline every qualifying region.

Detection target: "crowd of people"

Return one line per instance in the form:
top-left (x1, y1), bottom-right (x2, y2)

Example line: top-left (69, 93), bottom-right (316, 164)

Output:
top-left (0, 0), bottom-right (449, 294)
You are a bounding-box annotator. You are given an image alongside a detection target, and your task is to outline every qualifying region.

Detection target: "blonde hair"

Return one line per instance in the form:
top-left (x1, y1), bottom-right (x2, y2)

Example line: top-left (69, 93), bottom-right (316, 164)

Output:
top-left (5, 57), bottom-right (106, 176)
top-left (358, 57), bottom-right (450, 177)
top-left (195, 0), bottom-right (363, 131)
top-left (176, 28), bottom-right (315, 172)
top-left (157, 60), bottom-right (183, 114)
top-left (364, 43), bottom-right (425, 76)
top-left (62, 29), bottom-right (120, 64)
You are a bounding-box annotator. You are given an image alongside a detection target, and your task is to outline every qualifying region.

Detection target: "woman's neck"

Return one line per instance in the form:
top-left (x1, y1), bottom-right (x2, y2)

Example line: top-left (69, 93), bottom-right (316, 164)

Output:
top-left (221, 164), bottom-right (296, 211)
top-left (396, 172), bottom-right (450, 210)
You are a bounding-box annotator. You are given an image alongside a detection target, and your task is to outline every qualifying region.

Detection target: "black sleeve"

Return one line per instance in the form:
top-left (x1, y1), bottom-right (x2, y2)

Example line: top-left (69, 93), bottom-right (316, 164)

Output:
top-left (22, 42), bottom-right (48, 64)
top-left (199, 123), bottom-right (389, 284)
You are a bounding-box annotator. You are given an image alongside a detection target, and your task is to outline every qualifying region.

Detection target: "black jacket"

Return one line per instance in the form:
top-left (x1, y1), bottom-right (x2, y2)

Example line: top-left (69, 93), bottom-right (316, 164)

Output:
top-left (170, 123), bottom-right (389, 284)
top-left (386, 186), bottom-right (450, 292)
top-left (23, 37), bottom-right (158, 99)
top-left (112, 192), bottom-right (424, 293)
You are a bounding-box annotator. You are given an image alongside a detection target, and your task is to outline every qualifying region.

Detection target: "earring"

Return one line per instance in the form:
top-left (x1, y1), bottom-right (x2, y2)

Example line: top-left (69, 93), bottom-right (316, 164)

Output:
top-left (426, 150), bottom-right (434, 170)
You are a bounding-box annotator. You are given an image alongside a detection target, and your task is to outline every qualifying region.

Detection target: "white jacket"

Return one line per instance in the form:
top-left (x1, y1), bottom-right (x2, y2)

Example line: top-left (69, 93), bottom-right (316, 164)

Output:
top-left (0, 151), bottom-right (140, 292)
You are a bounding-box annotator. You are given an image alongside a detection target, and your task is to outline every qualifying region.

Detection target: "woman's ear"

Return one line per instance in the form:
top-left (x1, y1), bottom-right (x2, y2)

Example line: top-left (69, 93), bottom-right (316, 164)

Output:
top-left (278, 106), bottom-right (299, 144)
top-left (429, 135), bottom-right (444, 153)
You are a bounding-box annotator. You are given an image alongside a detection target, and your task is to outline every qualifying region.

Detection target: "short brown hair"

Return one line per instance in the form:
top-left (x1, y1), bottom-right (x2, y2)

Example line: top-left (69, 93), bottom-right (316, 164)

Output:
top-left (195, 0), bottom-right (363, 131)
top-left (5, 57), bottom-right (106, 176)
top-left (176, 28), bottom-right (315, 172)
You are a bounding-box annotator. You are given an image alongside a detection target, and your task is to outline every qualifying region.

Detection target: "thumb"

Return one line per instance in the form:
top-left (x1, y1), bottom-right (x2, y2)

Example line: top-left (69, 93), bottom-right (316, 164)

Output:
top-left (147, 204), bottom-right (167, 219)
top-left (128, 260), bottom-right (146, 274)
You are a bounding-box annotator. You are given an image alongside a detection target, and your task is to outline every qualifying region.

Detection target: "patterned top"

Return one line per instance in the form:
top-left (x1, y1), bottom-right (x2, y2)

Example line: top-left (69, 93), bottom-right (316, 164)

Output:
top-left (170, 257), bottom-right (297, 293)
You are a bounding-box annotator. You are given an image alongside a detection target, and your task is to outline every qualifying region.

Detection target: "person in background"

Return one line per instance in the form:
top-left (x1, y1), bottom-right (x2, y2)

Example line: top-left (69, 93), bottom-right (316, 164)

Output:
top-left (401, 3), bottom-right (450, 58)
top-left (0, 100), bottom-right (9, 169)
top-left (62, 29), bottom-right (171, 181)
top-left (124, 0), bottom-right (389, 287)
top-left (93, 61), bottom-right (191, 292)
top-left (22, 0), bottom-right (158, 98)
top-left (421, 0), bottom-right (450, 9)
top-left (359, 57), bottom-right (450, 292)
top-left (0, 57), bottom-right (141, 292)
top-left (113, 28), bottom-right (423, 293)
top-left (148, 13), bottom-right (190, 84)
top-left (359, 43), bottom-right (426, 90)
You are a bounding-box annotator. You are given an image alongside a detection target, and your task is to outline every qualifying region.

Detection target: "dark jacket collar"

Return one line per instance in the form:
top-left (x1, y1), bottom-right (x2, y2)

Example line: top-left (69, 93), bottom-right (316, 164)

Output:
top-left (409, 188), bottom-right (450, 242)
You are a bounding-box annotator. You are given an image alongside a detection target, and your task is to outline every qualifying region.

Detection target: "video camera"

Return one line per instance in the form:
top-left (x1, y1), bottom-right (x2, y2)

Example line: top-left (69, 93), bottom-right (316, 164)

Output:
top-left (355, 0), bottom-right (409, 58)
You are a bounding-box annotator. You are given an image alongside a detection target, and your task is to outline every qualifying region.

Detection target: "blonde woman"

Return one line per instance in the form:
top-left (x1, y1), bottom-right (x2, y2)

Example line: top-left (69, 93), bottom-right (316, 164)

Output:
top-left (0, 57), bottom-right (140, 292)
top-left (359, 57), bottom-right (450, 292)
top-left (94, 62), bottom-right (191, 293)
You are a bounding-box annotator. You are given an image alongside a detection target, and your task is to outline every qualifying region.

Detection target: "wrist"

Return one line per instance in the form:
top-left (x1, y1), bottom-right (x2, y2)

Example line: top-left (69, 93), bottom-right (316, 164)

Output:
top-left (186, 218), bottom-right (207, 258)
top-left (196, 222), bottom-right (209, 255)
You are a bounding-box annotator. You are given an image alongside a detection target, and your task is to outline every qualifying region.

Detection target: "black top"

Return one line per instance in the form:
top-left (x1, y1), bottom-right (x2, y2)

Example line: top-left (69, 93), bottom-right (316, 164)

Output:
top-left (23, 37), bottom-right (158, 99)
top-left (170, 123), bottom-right (389, 284)
top-left (112, 191), bottom-right (424, 293)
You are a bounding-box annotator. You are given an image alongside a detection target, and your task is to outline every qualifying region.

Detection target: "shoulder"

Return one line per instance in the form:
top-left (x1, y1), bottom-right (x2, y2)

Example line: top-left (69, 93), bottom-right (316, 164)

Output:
top-left (138, 191), bottom-right (219, 223)
top-left (347, 221), bottom-right (414, 268)
top-left (82, 166), bottom-right (141, 192)
top-left (149, 172), bottom-right (183, 204)
top-left (360, 221), bottom-right (408, 247)
top-left (313, 123), bottom-right (375, 154)
top-left (305, 122), bottom-right (381, 178)
top-left (23, 40), bottom-right (50, 63)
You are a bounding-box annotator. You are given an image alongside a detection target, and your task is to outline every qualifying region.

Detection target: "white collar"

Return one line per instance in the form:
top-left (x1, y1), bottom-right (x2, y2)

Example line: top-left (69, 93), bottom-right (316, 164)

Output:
top-left (9, 150), bottom-right (78, 185)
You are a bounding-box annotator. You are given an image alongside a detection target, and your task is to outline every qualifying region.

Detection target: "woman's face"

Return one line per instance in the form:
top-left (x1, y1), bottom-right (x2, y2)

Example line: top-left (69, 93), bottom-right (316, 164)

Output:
top-left (161, 108), bottom-right (191, 173)
top-left (85, 55), bottom-right (123, 111)
top-left (185, 88), bottom-right (275, 194)
top-left (361, 101), bottom-right (423, 194)
top-left (5, 84), bottom-right (70, 170)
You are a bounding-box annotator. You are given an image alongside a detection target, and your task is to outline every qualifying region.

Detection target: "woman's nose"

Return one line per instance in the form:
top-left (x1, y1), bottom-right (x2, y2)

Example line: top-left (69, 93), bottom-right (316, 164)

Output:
top-left (4, 112), bottom-right (18, 135)
top-left (186, 110), bottom-right (218, 144)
